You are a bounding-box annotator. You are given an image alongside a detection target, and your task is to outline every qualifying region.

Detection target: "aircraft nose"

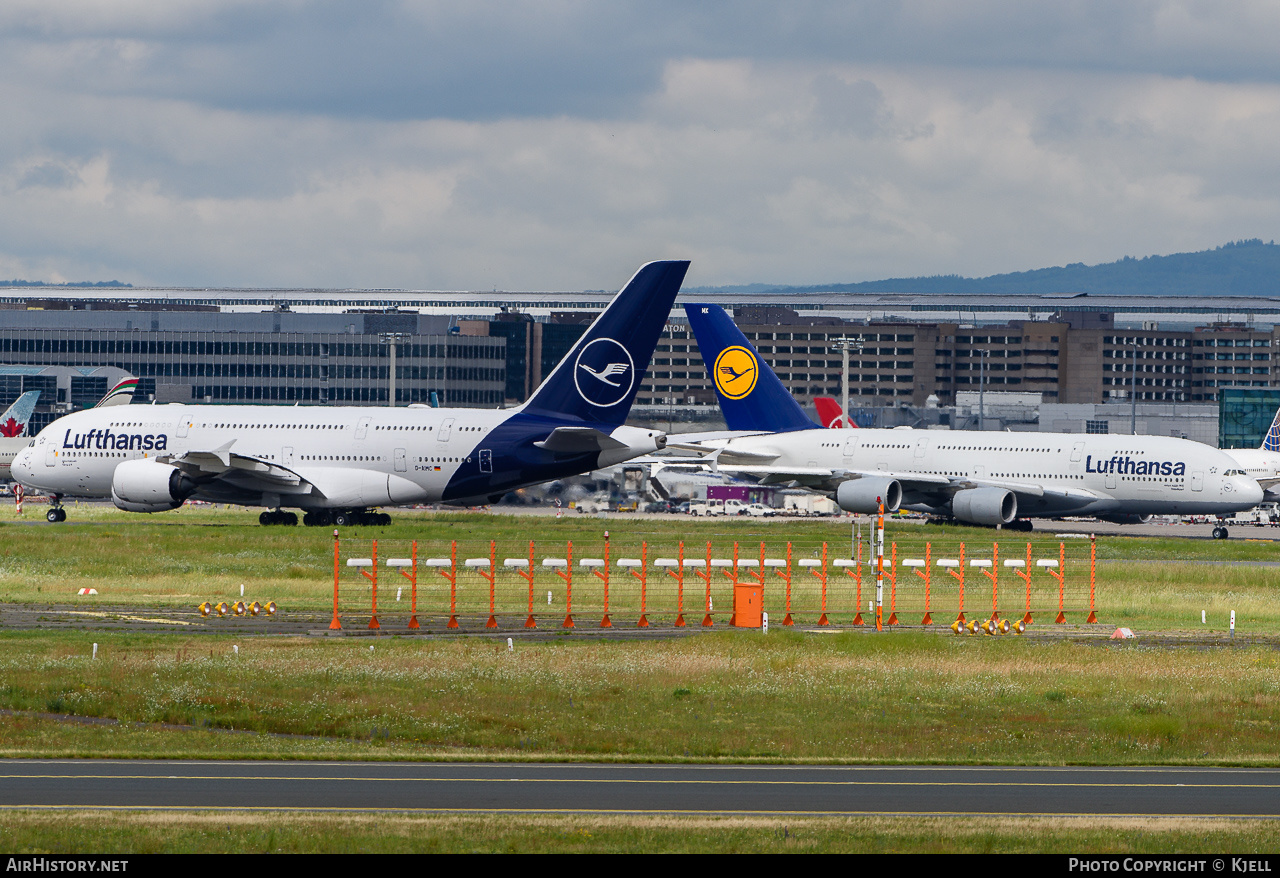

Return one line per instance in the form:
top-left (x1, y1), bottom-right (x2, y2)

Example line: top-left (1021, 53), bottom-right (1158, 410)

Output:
top-left (10, 450), bottom-right (29, 482)
top-left (1241, 476), bottom-right (1265, 506)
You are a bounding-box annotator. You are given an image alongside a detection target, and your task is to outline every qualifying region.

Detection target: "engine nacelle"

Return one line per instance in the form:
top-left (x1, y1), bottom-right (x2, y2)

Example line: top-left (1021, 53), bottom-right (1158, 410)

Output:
top-left (1096, 513), bottom-right (1154, 525)
top-left (951, 487), bottom-right (1017, 526)
top-left (110, 459), bottom-right (198, 513)
top-left (835, 477), bottom-right (902, 514)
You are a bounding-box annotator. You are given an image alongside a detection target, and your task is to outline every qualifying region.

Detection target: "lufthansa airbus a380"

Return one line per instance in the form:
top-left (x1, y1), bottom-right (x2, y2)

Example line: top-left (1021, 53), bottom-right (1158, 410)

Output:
top-left (667, 304), bottom-right (1263, 538)
top-left (11, 260), bottom-right (690, 525)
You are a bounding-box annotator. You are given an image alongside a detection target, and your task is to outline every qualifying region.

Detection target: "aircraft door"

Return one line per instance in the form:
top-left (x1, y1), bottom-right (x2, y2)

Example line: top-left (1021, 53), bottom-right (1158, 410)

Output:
top-left (394, 448), bottom-right (407, 472)
top-left (1070, 442), bottom-right (1084, 462)
top-left (1105, 470), bottom-right (1117, 490)
top-left (283, 446), bottom-right (294, 466)
top-left (914, 438), bottom-right (928, 460)
top-left (438, 418), bottom-right (454, 443)
top-left (1191, 470), bottom-right (1204, 492)
top-left (479, 448), bottom-right (493, 474)
top-left (355, 417), bottom-right (372, 440)
top-left (176, 413), bottom-right (191, 439)
top-left (842, 436), bottom-right (860, 458)
top-left (44, 439), bottom-right (57, 468)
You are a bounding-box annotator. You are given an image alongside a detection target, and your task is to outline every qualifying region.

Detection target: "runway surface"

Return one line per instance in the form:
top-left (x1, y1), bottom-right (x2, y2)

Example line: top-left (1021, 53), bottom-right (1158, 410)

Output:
top-left (2, 761), bottom-right (1279, 816)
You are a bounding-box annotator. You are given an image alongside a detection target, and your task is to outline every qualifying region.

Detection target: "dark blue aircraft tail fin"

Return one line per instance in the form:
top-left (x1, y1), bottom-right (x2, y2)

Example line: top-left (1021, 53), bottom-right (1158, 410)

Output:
top-left (522, 260), bottom-right (689, 426)
top-left (684, 303), bottom-right (816, 432)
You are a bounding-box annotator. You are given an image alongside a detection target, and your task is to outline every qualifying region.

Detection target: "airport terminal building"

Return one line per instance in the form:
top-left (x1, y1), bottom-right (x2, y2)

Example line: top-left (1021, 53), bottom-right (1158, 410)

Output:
top-left (4, 286), bottom-right (1280, 443)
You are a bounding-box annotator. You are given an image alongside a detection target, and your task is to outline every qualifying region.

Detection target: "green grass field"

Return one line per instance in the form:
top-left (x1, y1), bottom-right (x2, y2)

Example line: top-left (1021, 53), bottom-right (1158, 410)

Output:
top-left (4, 811), bottom-right (1280, 854)
top-left (2, 505), bottom-right (1278, 852)
top-left (4, 629), bottom-right (1280, 764)
top-left (0, 505), bottom-right (1272, 631)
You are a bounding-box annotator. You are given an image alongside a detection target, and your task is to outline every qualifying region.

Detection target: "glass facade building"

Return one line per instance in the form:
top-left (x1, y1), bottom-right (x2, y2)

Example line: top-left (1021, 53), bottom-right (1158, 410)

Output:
top-left (1218, 387), bottom-right (1280, 449)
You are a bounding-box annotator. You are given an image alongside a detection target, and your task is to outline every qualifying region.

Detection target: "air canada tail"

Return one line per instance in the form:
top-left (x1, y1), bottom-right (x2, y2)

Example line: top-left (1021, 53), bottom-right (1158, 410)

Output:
top-left (684, 303), bottom-right (816, 432)
top-left (521, 260), bottom-right (690, 426)
top-left (0, 391), bottom-right (40, 437)
top-left (1263, 406), bottom-right (1280, 452)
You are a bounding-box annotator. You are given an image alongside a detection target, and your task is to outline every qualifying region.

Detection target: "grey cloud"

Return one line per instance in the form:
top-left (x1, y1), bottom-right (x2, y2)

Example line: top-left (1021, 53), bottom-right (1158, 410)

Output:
top-left (3, 2), bottom-right (1280, 126)
top-left (811, 75), bottom-right (887, 137)
top-left (15, 161), bottom-right (79, 191)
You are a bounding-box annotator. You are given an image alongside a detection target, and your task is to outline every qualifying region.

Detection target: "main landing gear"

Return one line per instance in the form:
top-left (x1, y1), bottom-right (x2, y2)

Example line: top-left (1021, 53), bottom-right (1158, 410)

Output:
top-left (46, 495), bottom-right (66, 523)
top-left (294, 509), bottom-right (392, 527)
top-left (259, 509), bottom-right (299, 526)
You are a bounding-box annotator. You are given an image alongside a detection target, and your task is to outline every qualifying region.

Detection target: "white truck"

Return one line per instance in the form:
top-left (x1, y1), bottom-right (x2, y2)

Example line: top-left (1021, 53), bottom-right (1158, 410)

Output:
top-left (688, 498), bottom-right (724, 516)
top-left (782, 493), bottom-right (837, 516)
top-left (688, 498), bottom-right (751, 516)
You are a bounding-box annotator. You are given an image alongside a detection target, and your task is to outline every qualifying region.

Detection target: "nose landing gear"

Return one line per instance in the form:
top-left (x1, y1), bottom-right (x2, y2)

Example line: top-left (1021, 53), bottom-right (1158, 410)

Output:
top-left (46, 495), bottom-right (66, 523)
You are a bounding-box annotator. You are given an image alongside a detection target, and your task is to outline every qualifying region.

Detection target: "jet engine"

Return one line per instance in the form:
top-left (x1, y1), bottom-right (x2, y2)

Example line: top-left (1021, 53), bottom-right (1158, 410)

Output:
top-left (1096, 513), bottom-right (1154, 525)
top-left (835, 477), bottom-right (902, 514)
top-left (950, 487), bottom-right (1017, 526)
top-left (110, 459), bottom-right (199, 513)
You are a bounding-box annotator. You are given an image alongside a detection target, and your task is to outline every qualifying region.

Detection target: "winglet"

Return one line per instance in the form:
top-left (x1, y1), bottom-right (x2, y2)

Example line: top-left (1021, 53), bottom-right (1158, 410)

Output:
top-left (684, 303), bottom-right (816, 432)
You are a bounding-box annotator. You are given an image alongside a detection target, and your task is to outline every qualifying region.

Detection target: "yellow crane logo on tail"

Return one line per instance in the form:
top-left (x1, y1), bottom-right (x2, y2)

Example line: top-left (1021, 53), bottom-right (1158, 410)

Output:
top-left (713, 346), bottom-right (758, 400)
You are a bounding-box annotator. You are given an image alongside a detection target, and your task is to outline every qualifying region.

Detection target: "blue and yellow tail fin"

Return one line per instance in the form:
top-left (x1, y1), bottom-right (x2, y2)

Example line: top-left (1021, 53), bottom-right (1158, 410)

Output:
top-left (684, 303), bottom-right (816, 432)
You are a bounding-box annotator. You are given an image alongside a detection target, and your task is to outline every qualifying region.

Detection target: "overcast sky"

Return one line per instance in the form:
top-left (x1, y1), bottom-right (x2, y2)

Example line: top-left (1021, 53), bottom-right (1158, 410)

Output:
top-left (2, 1), bottom-right (1279, 291)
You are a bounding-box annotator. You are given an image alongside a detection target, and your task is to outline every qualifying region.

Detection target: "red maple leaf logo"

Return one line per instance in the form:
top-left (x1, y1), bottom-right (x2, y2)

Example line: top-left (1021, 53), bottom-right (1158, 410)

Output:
top-left (0, 417), bottom-right (22, 438)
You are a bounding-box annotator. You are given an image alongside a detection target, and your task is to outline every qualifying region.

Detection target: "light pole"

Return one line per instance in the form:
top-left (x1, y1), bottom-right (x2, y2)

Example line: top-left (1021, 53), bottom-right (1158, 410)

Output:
top-left (977, 348), bottom-right (991, 431)
top-left (831, 336), bottom-right (864, 427)
top-left (1130, 335), bottom-right (1139, 435)
top-left (381, 332), bottom-right (410, 407)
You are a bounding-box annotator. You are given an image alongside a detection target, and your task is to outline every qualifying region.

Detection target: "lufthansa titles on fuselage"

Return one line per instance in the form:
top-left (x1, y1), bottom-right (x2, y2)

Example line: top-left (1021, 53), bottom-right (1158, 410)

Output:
top-left (63, 428), bottom-right (168, 452)
top-left (1084, 454), bottom-right (1185, 477)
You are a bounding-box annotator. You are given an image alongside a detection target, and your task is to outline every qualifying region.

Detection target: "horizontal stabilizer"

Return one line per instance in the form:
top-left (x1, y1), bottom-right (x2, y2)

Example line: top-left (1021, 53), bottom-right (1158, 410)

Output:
top-left (534, 426), bottom-right (628, 453)
top-left (663, 442), bottom-right (780, 464)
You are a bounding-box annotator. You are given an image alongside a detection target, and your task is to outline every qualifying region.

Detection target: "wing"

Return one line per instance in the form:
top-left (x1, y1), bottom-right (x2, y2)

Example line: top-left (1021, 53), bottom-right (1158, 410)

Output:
top-left (165, 447), bottom-right (309, 501)
top-left (166, 447), bottom-right (425, 507)
top-left (649, 453), bottom-right (1107, 513)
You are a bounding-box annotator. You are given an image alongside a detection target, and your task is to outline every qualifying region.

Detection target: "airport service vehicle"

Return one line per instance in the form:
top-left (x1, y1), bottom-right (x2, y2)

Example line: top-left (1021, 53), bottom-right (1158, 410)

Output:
top-left (667, 303), bottom-right (1263, 537)
top-left (11, 261), bottom-right (688, 525)
top-left (687, 498), bottom-right (726, 516)
top-left (782, 493), bottom-right (837, 516)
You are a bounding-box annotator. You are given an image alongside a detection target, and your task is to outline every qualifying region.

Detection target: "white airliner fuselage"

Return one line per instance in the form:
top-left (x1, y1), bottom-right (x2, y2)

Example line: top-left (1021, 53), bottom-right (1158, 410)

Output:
top-left (679, 301), bottom-right (1264, 534)
top-left (11, 404), bottom-right (661, 524)
top-left (681, 428), bottom-right (1263, 524)
top-left (10, 259), bottom-right (690, 524)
